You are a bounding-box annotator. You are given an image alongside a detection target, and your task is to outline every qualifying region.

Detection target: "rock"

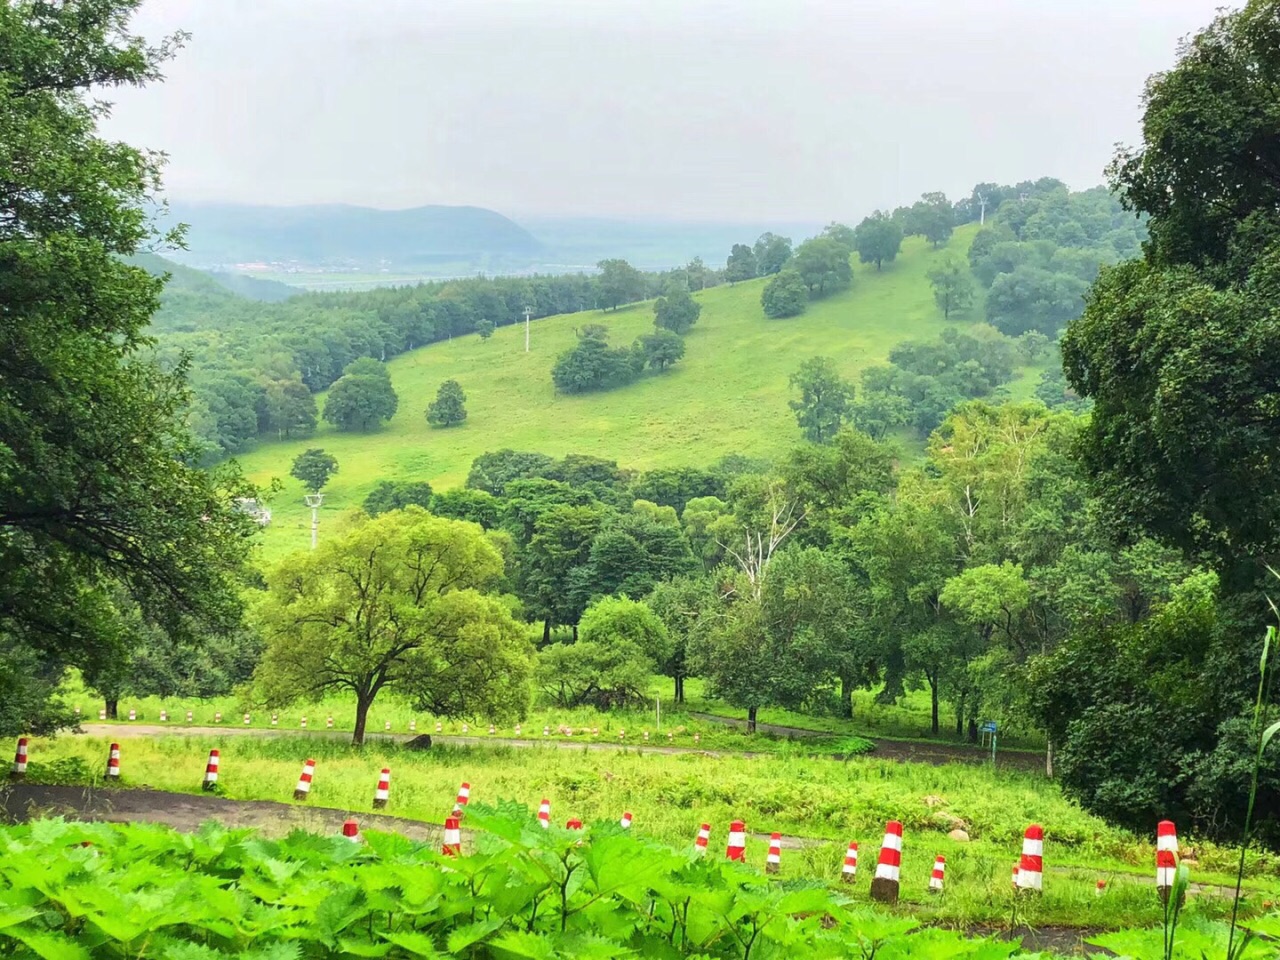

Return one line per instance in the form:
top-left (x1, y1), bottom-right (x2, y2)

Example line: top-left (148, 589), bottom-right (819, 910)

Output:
top-left (923, 795), bottom-right (945, 808)
top-left (947, 828), bottom-right (970, 842)
top-left (404, 734), bottom-right (434, 751)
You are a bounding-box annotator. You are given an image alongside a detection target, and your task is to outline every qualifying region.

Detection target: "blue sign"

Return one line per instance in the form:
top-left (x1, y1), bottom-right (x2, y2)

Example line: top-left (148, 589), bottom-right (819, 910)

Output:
top-left (980, 720), bottom-right (997, 733)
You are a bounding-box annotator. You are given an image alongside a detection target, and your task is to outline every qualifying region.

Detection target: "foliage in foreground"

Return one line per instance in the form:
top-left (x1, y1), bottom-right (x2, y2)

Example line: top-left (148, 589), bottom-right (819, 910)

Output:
top-left (1, 813), bottom-right (1277, 960)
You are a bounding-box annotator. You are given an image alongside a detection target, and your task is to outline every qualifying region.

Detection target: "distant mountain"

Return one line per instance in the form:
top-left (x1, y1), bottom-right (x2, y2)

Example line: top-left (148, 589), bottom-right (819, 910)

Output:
top-left (127, 253), bottom-right (299, 333)
top-left (160, 202), bottom-right (543, 270)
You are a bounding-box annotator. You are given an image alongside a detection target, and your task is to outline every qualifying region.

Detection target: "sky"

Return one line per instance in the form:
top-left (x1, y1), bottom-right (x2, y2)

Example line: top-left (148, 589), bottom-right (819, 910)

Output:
top-left (104, 0), bottom-right (1226, 224)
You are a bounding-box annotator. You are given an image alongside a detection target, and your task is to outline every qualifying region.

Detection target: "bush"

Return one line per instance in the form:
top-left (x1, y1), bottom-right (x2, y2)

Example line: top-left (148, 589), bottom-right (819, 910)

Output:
top-left (551, 336), bottom-right (642, 394)
top-left (761, 270), bottom-right (809, 318)
top-left (536, 640), bottom-right (652, 710)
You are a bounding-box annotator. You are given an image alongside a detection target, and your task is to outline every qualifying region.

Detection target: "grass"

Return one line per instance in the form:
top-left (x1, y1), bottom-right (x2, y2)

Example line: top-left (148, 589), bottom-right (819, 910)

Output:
top-left (228, 228), bottom-right (994, 566)
top-left (19, 733), bottom-right (1279, 931)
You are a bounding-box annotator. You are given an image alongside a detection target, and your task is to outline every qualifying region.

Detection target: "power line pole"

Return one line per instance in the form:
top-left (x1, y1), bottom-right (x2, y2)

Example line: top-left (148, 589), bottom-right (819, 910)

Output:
top-left (976, 192), bottom-right (988, 225)
top-left (304, 493), bottom-right (324, 550)
top-left (524, 306), bottom-right (532, 353)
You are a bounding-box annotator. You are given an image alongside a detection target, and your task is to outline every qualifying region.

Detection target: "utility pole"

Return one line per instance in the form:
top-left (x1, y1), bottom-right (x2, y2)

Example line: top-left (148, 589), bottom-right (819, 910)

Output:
top-left (524, 306), bottom-right (532, 352)
top-left (976, 192), bottom-right (988, 225)
top-left (304, 493), bottom-right (324, 550)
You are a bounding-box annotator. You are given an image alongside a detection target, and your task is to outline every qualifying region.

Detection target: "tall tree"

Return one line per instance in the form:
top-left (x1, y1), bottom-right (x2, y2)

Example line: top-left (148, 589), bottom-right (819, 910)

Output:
top-left (323, 366), bottom-right (398, 431)
top-left (254, 508), bottom-right (533, 745)
top-left (653, 286), bottom-right (701, 334)
top-left (0, 0), bottom-right (255, 733)
top-left (790, 237), bottom-right (853, 297)
top-left (788, 357), bottom-right (854, 444)
top-left (635, 330), bottom-right (686, 370)
top-left (290, 449), bottom-right (338, 494)
top-left (595, 258), bottom-right (646, 310)
top-left (927, 259), bottom-right (977, 319)
top-left (853, 212), bottom-right (904, 271)
top-left (363, 480), bottom-right (434, 516)
top-left (907, 192), bottom-right (955, 247)
top-left (725, 243), bottom-right (758, 282)
top-left (753, 232), bottom-right (793, 275)
top-left (426, 378), bottom-right (468, 428)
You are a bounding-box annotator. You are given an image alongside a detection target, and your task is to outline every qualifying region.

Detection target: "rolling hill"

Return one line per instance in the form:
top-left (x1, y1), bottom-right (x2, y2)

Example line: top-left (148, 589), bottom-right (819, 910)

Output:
top-left (232, 226), bottom-right (1014, 563)
top-left (160, 202), bottom-right (543, 270)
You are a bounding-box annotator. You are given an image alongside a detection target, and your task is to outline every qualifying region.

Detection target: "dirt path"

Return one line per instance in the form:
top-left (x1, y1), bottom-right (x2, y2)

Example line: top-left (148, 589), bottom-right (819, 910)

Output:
top-left (688, 713), bottom-right (1045, 772)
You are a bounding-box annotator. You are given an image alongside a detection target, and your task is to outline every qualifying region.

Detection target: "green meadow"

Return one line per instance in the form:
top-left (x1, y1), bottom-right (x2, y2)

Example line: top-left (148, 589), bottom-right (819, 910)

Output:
top-left (229, 228), bottom-right (1016, 566)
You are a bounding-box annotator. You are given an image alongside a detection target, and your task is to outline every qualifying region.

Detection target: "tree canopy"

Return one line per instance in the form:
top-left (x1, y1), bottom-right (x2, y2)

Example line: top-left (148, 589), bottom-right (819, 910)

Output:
top-left (426, 378), bottom-right (468, 428)
top-left (290, 449), bottom-right (338, 493)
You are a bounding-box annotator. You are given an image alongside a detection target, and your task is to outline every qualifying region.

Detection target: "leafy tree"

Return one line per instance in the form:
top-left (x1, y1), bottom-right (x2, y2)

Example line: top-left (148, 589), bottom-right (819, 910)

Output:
top-left (820, 221), bottom-right (857, 253)
top-left (1062, 1), bottom-right (1280, 567)
top-left (646, 574), bottom-right (717, 701)
top-left (579, 596), bottom-right (673, 667)
top-left (426, 378), bottom-right (468, 428)
top-left (725, 243), bottom-right (758, 282)
top-left (653, 287), bottom-right (701, 334)
top-left (429, 488), bottom-right (501, 528)
top-left (258, 377), bottom-right (317, 440)
top-left (985, 266), bottom-right (1087, 336)
top-left (595, 258), bottom-right (646, 310)
top-left (630, 467), bottom-right (724, 515)
top-left (322, 369), bottom-right (399, 431)
top-left (363, 479), bottom-right (434, 516)
top-left (476, 319), bottom-right (495, 339)
top-left (254, 508), bottom-right (533, 745)
top-left (551, 330), bottom-right (643, 394)
top-left (290, 449), bottom-right (338, 494)
top-left (680, 496), bottom-right (736, 570)
top-left (780, 427), bottom-right (895, 531)
top-left (520, 504), bottom-right (609, 640)
top-left (760, 270), bottom-right (809, 318)
top-left (635, 330), bottom-right (685, 371)
top-left (466, 450), bottom-right (556, 496)
top-left (790, 237), bottom-right (853, 297)
top-left (927, 259), bottom-right (977, 319)
top-left (536, 639), bottom-right (652, 710)
top-left (853, 212), bottom-right (904, 270)
top-left (788, 357), bottom-right (854, 444)
top-left (753, 232), bottom-right (793, 275)
top-left (584, 508), bottom-right (697, 600)
top-left (0, 0), bottom-right (255, 734)
top-left (906, 192), bottom-right (955, 247)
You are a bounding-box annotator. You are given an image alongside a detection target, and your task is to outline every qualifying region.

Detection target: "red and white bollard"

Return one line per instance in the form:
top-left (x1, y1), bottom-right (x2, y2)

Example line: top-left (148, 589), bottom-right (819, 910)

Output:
top-left (12, 738), bottom-right (28, 780)
top-left (243, 713), bottom-right (251, 725)
top-left (300, 716), bottom-right (307, 729)
top-left (489, 724), bottom-right (495, 736)
top-left (766, 833), bottom-right (782, 874)
top-left (643, 731), bottom-right (649, 742)
top-left (436, 721), bottom-right (443, 733)
top-left (538, 798), bottom-right (551, 829)
top-left (294, 759), bottom-right (316, 800)
top-left (694, 733), bottom-right (701, 744)
top-left (461, 723), bottom-right (469, 734)
top-left (342, 818), bottom-right (361, 843)
top-left (202, 749), bottom-right (219, 791)
top-left (870, 821), bottom-right (903, 903)
top-left (373, 768), bottom-right (391, 809)
top-left (408, 719), bottom-right (416, 732)
top-left (185, 710), bottom-right (193, 724)
top-left (1017, 824), bottom-right (1044, 893)
top-left (99, 708), bottom-right (106, 720)
top-left (566, 818), bottom-right (583, 830)
top-left (1096, 879), bottom-right (1106, 896)
top-left (726, 820), bottom-right (746, 862)
top-left (694, 822), bottom-right (711, 855)
top-left (929, 855), bottom-right (946, 893)
top-left (841, 842), bottom-right (858, 882)
top-left (74, 705), bottom-right (80, 717)
top-left (455, 781), bottom-right (471, 810)
top-left (384, 720), bottom-right (391, 731)
top-left (618, 729), bottom-right (626, 740)
top-left (271, 714), bottom-right (278, 726)
top-left (1012, 864), bottom-right (1019, 889)
top-left (128, 709), bottom-right (136, 721)
top-left (326, 716), bottom-right (334, 729)
top-left (106, 742), bottom-right (121, 780)
top-left (619, 811), bottom-right (632, 830)
top-left (513, 723), bottom-right (520, 736)
top-left (543, 725), bottom-right (550, 737)
top-left (214, 712), bottom-right (221, 724)
top-left (1157, 820), bottom-right (1179, 902)
top-left (159, 710), bottom-right (168, 722)
top-left (442, 816), bottom-right (461, 857)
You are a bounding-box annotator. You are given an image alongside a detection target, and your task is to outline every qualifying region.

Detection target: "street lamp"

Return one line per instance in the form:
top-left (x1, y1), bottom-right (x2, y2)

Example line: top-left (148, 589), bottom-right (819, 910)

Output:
top-left (304, 492), bottom-right (324, 550)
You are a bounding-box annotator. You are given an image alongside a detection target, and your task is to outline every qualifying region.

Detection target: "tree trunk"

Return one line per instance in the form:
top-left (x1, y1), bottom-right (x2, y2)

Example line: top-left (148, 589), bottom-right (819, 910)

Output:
top-left (747, 706), bottom-right (758, 734)
top-left (674, 674), bottom-right (685, 704)
top-left (840, 675), bottom-right (854, 720)
top-left (967, 717), bottom-right (978, 744)
top-left (105, 698), bottom-right (118, 720)
top-left (929, 677), bottom-right (940, 736)
top-left (542, 619), bottom-right (551, 645)
top-left (353, 694), bottom-right (372, 747)
top-left (1046, 738), bottom-right (1055, 778)
top-left (572, 623), bottom-right (578, 643)
top-left (955, 691), bottom-right (965, 739)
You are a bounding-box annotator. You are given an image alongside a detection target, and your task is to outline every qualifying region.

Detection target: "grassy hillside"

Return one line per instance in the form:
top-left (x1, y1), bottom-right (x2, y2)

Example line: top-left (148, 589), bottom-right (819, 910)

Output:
top-left (234, 228), bottom-right (981, 565)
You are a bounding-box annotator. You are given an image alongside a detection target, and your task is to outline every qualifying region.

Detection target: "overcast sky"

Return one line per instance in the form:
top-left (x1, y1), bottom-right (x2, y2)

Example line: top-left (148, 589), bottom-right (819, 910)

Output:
top-left (104, 0), bottom-right (1224, 223)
